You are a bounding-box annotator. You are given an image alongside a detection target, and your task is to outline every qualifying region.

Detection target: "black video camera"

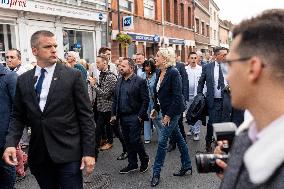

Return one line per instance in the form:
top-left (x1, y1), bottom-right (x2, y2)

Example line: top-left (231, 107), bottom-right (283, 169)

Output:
top-left (195, 122), bottom-right (237, 173)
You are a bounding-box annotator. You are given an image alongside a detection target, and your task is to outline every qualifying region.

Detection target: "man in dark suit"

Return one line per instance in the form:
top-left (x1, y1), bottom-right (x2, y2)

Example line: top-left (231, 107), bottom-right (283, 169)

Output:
top-left (3, 30), bottom-right (97, 189)
top-left (111, 57), bottom-right (150, 174)
top-left (167, 61), bottom-right (189, 152)
top-left (197, 47), bottom-right (230, 152)
top-left (0, 63), bottom-right (17, 189)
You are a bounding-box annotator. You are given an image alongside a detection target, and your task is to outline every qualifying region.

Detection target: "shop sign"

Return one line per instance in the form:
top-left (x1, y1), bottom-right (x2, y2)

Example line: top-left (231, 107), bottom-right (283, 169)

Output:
top-left (1, 0), bottom-right (27, 7)
top-left (128, 33), bottom-right (160, 43)
top-left (169, 38), bottom-right (185, 45)
top-left (0, 1), bottom-right (107, 22)
top-left (123, 16), bottom-right (134, 31)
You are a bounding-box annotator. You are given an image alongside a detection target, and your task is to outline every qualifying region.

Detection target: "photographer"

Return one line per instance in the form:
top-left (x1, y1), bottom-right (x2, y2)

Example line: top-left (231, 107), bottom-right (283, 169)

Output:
top-left (214, 9), bottom-right (284, 188)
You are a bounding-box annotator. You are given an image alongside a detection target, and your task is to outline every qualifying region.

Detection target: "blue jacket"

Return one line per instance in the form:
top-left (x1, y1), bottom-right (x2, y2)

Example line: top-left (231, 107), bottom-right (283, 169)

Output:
top-left (0, 64), bottom-right (17, 148)
top-left (153, 66), bottom-right (185, 118)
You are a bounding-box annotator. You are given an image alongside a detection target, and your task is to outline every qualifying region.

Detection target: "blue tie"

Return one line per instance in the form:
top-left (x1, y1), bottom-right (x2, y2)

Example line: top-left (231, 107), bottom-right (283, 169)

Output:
top-left (35, 68), bottom-right (46, 102)
top-left (217, 63), bottom-right (224, 90)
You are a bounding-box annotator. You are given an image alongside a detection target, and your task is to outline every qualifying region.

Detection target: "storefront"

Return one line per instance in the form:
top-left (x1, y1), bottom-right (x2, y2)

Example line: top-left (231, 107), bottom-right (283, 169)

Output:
top-left (127, 32), bottom-right (160, 58)
top-left (0, 0), bottom-right (107, 65)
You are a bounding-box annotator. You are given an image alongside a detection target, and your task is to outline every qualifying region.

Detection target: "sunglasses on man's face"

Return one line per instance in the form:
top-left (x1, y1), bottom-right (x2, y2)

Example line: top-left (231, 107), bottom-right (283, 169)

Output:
top-left (190, 57), bottom-right (197, 59)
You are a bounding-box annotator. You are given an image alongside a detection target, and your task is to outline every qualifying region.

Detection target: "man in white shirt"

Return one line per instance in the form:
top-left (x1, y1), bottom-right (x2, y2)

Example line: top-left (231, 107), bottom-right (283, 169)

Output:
top-left (186, 52), bottom-right (203, 140)
top-left (135, 52), bottom-right (145, 78)
top-left (6, 49), bottom-right (33, 75)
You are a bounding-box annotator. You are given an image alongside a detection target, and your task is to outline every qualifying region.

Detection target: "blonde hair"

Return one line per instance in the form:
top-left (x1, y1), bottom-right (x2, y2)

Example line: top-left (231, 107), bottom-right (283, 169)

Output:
top-left (79, 59), bottom-right (87, 69)
top-left (158, 47), bottom-right (176, 67)
top-left (67, 51), bottom-right (80, 63)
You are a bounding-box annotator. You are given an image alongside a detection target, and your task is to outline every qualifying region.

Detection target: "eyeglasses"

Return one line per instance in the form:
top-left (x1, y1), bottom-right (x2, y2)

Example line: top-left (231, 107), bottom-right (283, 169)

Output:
top-left (190, 57), bottom-right (197, 59)
top-left (225, 57), bottom-right (251, 65)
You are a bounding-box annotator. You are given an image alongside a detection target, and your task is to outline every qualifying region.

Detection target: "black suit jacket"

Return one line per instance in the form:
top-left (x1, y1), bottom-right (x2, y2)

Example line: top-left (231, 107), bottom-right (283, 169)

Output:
top-left (175, 62), bottom-right (189, 101)
top-left (112, 74), bottom-right (149, 120)
top-left (197, 62), bottom-right (220, 110)
top-left (153, 66), bottom-right (185, 118)
top-left (5, 63), bottom-right (96, 165)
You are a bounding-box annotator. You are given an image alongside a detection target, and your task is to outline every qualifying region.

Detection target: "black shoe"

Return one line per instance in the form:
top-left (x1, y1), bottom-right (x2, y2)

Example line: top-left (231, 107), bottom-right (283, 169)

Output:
top-left (167, 144), bottom-right (176, 152)
top-left (173, 167), bottom-right (192, 176)
top-left (140, 159), bottom-right (150, 173)
top-left (117, 152), bottom-right (128, 160)
top-left (151, 175), bottom-right (160, 187)
top-left (205, 142), bottom-right (212, 152)
top-left (119, 165), bottom-right (138, 174)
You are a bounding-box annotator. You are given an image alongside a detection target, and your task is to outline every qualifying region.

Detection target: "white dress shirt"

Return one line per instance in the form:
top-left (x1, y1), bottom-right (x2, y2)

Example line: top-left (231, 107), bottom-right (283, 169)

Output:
top-left (34, 63), bottom-right (56, 111)
top-left (213, 61), bottom-right (228, 98)
top-left (186, 64), bottom-right (202, 98)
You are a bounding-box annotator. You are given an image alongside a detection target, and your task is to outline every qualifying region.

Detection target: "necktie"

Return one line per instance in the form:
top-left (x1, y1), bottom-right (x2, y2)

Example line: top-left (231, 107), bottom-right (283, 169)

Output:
top-left (217, 63), bottom-right (224, 90)
top-left (35, 68), bottom-right (46, 102)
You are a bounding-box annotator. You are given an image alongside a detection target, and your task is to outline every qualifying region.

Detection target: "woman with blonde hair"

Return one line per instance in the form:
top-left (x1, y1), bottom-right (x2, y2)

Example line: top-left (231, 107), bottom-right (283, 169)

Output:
top-left (150, 47), bottom-right (192, 187)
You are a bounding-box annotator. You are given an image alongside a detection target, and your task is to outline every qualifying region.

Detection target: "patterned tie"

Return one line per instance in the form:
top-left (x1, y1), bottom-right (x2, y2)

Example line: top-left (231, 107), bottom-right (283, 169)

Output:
top-left (217, 63), bottom-right (224, 90)
top-left (35, 68), bottom-right (46, 102)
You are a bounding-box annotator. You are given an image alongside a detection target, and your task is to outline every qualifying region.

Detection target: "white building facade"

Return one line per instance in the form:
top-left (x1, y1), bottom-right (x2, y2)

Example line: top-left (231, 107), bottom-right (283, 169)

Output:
top-left (0, 0), bottom-right (108, 65)
top-left (209, 0), bottom-right (219, 50)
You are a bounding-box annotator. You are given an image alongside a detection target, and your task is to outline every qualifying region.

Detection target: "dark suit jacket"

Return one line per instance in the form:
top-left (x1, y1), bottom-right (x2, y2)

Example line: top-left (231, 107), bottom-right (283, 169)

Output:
top-left (5, 63), bottom-right (96, 165)
top-left (197, 63), bottom-right (244, 125)
top-left (153, 66), bottom-right (185, 118)
top-left (112, 74), bottom-right (149, 120)
top-left (175, 62), bottom-right (189, 101)
top-left (197, 62), bottom-right (219, 110)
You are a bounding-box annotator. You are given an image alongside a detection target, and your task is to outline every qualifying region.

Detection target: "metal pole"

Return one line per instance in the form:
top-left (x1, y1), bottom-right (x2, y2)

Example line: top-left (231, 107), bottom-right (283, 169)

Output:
top-left (117, 0), bottom-right (122, 56)
top-left (161, 0), bottom-right (165, 47)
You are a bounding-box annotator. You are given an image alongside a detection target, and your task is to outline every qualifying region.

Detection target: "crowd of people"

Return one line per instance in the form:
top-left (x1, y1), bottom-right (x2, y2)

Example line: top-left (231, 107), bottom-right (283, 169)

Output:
top-left (0, 8), bottom-right (284, 189)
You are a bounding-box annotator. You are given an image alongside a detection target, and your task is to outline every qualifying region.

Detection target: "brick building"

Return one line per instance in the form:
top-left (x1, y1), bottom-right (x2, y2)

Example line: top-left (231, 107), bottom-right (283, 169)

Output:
top-left (219, 19), bottom-right (232, 49)
top-left (110, 0), bottom-right (195, 62)
top-left (209, 0), bottom-right (220, 51)
top-left (193, 0), bottom-right (210, 53)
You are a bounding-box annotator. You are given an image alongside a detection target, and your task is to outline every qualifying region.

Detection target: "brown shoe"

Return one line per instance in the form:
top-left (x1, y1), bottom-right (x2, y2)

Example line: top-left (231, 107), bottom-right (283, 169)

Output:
top-left (100, 143), bottom-right (113, 151)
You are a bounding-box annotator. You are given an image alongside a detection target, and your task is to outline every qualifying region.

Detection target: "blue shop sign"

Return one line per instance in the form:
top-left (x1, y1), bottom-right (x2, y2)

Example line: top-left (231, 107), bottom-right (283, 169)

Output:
top-left (128, 33), bottom-right (160, 43)
top-left (169, 38), bottom-right (185, 45)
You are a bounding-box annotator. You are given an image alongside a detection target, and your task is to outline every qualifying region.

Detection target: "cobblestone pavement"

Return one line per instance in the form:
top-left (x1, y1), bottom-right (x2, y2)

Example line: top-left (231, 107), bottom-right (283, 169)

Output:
top-left (15, 121), bottom-right (221, 189)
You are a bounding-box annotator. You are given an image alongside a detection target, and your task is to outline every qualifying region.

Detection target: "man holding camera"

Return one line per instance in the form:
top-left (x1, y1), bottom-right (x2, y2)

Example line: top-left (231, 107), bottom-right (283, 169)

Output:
top-left (215, 9), bottom-right (284, 188)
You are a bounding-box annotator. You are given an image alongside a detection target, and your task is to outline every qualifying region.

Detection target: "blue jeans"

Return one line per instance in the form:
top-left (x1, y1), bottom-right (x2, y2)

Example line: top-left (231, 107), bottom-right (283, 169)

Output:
top-left (0, 148), bottom-right (16, 189)
top-left (152, 115), bottom-right (191, 175)
top-left (143, 120), bottom-right (152, 141)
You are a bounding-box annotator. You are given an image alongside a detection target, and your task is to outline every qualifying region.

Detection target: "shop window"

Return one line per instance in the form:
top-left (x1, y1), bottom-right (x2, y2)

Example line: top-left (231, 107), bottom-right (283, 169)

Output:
top-left (63, 29), bottom-right (95, 63)
top-left (144, 0), bottom-right (155, 20)
top-left (120, 0), bottom-right (134, 13)
top-left (0, 24), bottom-right (16, 66)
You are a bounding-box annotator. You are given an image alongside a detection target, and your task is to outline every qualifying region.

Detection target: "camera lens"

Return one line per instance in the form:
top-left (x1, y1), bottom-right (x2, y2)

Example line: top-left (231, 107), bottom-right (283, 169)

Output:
top-left (195, 153), bottom-right (228, 173)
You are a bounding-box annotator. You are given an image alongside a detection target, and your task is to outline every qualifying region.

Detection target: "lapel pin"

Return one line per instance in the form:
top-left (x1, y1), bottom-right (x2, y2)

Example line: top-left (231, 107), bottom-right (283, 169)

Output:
top-left (54, 77), bottom-right (58, 81)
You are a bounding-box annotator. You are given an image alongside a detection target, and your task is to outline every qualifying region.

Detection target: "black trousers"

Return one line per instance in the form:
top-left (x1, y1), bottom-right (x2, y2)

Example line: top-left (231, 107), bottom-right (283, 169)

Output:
top-left (96, 111), bottom-right (113, 145)
top-left (29, 155), bottom-right (82, 189)
top-left (169, 114), bottom-right (186, 146)
top-left (120, 114), bottom-right (149, 167)
top-left (206, 98), bottom-right (223, 143)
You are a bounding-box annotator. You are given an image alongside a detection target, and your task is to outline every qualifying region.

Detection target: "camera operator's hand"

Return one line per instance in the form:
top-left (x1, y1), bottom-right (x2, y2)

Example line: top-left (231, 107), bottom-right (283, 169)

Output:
top-left (214, 141), bottom-right (228, 179)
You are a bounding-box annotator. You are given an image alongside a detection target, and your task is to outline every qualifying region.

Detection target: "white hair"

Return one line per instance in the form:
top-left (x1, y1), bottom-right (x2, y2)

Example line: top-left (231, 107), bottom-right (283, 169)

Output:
top-left (158, 47), bottom-right (176, 67)
top-left (67, 51), bottom-right (80, 63)
top-left (196, 51), bottom-right (203, 57)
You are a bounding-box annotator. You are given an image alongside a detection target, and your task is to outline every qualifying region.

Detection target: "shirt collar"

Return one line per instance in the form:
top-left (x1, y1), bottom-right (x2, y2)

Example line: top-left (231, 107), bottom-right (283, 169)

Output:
top-left (248, 114), bottom-right (284, 143)
top-left (35, 63), bottom-right (56, 74)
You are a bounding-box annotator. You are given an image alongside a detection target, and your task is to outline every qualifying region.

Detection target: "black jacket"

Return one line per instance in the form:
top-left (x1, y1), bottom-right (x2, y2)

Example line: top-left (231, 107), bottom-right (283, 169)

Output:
top-left (112, 74), bottom-right (149, 120)
top-left (153, 66), bottom-right (185, 118)
top-left (5, 63), bottom-right (97, 165)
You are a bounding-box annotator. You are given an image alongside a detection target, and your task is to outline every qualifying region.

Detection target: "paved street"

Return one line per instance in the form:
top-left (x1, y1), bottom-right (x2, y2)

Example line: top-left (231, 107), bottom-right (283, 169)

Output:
top-left (15, 121), bottom-right (220, 189)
